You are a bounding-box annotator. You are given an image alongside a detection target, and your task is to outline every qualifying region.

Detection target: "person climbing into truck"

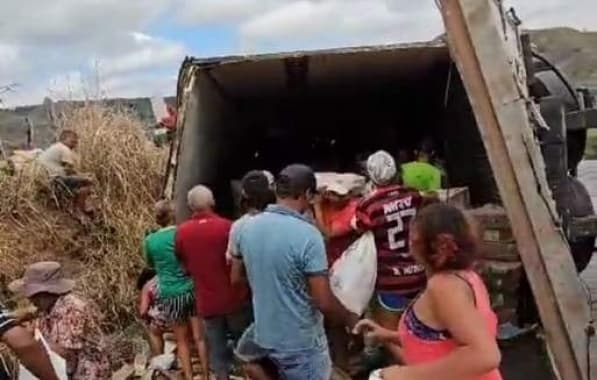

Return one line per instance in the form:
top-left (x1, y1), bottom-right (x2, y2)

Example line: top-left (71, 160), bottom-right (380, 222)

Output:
top-left (354, 203), bottom-right (502, 380)
top-left (37, 130), bottom-right (93, 215)
top-left (401, 139), bottom-right (443, 193)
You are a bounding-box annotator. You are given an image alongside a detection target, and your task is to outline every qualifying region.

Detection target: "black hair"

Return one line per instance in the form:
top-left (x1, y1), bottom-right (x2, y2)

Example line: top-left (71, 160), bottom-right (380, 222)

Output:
top-left (275, 164), bottom-right (316, 199)
top-left (136, 268), bottom-right (156, 290)
top-left (241, 170), bottom-right (275, 212)
top-left (419, 138), bottom-right (435, 156)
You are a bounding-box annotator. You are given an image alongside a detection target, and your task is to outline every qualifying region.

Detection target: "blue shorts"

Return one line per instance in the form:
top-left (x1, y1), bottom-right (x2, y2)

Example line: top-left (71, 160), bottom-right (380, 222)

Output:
top-left (235, 323), bottom-right (268, 363)
top-left (269, 343), bottom-right (332, 380)
top-left (376, 292), bottom-right (411, 313)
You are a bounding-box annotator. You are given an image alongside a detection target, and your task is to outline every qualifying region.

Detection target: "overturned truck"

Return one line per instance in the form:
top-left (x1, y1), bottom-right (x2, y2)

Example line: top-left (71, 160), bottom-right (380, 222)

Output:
top-left (169, 1), bottom-right (597, 379)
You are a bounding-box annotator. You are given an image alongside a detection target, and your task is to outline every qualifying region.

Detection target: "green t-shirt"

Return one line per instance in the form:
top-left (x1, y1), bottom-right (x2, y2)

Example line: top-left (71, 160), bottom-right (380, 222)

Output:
top-left (144, 226), bottom-right (194, 299)
top-left (401, 161), bottom-right (442, 192)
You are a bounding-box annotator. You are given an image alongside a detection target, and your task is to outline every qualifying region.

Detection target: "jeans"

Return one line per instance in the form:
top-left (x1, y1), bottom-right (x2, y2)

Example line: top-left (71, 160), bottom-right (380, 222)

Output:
top-left (269, 342), bottom-right (332, 380)
top-left (203, 305), bottom-right (253, 377)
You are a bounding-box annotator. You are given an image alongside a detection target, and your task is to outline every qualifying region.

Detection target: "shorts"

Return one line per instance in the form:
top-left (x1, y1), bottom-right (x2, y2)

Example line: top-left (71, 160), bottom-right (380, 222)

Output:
top-left (147, 304), bottom-right (169, 331)
top-left (236, 325), bottom-right (331, 380)
top-left (204, 305), bottom-right (253, 376)
top-left (235, 323), bottom-right (268, 363)
top-left (269, 342), bottom-right (332, 380)
top-left (53, 175), bottom-right (92, 195)
top-left (156, 291), bottom-right (196, 323)
top-left (375, 292), bottom-right (412, 313)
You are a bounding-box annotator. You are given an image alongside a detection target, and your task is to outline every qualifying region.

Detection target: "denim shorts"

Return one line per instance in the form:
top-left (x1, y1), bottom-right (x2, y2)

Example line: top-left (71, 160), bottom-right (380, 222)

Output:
top-left (236, 324), bottom-right (332, 380)
top-left (270, 343), bottom-right (332, 380)
top-left (235, 323), bottom-right (268, 363)
top-left (204, 305), bottom-right (253, 377)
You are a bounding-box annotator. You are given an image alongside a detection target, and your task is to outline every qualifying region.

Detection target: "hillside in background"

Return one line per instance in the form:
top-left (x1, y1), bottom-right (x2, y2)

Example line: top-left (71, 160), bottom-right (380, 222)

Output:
top-left (530, 27), bottom-right (597, 88)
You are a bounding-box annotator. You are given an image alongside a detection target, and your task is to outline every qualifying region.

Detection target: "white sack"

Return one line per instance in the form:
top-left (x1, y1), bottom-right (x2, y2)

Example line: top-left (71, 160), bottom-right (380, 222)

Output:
top-left (19, 329), bottom-right (68, 380)
top-left (330, 231), bottom-right (377, 315)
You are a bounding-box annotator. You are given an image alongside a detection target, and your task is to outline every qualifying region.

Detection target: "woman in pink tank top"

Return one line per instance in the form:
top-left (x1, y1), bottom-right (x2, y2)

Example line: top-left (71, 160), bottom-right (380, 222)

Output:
top-left (354, 203), bottom-right (502, 380)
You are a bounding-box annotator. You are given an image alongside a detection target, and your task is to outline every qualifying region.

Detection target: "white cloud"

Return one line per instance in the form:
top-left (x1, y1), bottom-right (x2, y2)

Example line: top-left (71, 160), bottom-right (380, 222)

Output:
top-left (97, 34), bottom-right (185, 77)
top-left (237, 0), bottom-right (597, 52)
top-left (0, 0), bottom-right (170, 47)
top-left (0, 43), bottom-right (22, 82)
top-left (177, 0), bottom-right (274, 24)
top-left (238, 0), bottom-right (442, 52)
top-left (102, 73), bottom-right (177, 99)
top-left (2, 0), bottom-right (596, 107)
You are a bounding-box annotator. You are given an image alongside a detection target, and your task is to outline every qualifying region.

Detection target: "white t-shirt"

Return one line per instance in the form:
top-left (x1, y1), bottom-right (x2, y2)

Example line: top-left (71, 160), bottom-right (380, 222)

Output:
top-left (226, 213), bottom-right (255, 262)
top-left (37, 142), bottom-right (77, 177)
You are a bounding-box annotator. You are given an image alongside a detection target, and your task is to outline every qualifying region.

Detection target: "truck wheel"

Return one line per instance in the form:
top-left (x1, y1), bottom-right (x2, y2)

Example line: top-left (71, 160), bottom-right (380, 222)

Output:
top-left (563, 176), bottom-right (595, 273)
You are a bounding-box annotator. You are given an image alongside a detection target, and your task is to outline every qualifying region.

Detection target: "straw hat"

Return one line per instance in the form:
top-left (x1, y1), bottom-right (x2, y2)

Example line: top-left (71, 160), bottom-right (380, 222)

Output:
top-left (9, 262), bottom-right (74, 298)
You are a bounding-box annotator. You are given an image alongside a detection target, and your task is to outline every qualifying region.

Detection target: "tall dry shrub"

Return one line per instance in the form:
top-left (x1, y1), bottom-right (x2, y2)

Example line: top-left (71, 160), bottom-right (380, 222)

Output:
top-left (0, 103), bottom-right (167, 330)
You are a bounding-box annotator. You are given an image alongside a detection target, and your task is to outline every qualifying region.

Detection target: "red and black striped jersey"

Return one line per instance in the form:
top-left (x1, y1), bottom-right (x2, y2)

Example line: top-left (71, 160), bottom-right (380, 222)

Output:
top-left (355, 185), bottom-right (426, 296)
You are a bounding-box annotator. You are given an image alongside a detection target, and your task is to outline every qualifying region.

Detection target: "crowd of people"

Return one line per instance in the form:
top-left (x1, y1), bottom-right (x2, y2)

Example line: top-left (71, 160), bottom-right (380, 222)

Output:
top-left (0, 143), bottom-right (503, 380)
top-left (135, 147), bottom-right (502, 380)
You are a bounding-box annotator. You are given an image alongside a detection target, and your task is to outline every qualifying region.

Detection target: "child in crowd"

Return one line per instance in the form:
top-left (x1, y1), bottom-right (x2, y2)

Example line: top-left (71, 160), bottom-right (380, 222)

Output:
top-left (137, 268), bottom-right (168, 357)
top-left (354, 203), bottom-right (502, 380)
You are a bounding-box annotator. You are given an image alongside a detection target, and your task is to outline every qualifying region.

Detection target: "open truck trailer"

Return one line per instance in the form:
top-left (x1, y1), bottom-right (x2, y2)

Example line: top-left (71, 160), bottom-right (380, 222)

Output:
top-left (168, 0), bottom-right (597, 379)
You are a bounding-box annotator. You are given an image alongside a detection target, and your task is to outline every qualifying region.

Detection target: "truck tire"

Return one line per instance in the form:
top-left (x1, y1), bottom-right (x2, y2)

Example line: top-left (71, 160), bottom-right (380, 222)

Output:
top-left (564, 176), bottom-right (596, 273)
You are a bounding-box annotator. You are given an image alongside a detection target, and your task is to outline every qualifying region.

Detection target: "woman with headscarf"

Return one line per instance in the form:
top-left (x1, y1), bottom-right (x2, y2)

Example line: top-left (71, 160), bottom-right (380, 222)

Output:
top-left (9, 262), bottom-right (110, 380)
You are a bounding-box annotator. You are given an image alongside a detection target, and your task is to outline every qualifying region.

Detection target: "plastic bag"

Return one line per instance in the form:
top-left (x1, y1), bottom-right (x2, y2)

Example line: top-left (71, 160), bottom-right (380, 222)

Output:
top-left (330, 231), bottom-right (377, 315)
top-left (18, 329), bottom-right (68, 380)
top-left (368, 369), bottom-right (384, 380)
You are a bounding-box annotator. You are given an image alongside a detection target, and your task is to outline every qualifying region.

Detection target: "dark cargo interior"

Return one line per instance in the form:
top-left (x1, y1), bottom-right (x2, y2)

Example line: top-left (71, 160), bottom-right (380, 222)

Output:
top-left (174, 43), bottom-right (499, 219)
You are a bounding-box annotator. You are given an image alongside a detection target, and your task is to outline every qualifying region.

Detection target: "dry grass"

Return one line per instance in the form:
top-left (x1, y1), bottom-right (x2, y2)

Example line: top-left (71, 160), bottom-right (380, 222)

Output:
top-left (0, 103), bottom-right (167, 331)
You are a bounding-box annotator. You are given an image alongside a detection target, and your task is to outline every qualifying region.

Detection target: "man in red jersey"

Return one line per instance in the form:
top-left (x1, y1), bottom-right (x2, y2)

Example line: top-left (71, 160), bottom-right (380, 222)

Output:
top-left (353, 150), bottom-right (436, 330)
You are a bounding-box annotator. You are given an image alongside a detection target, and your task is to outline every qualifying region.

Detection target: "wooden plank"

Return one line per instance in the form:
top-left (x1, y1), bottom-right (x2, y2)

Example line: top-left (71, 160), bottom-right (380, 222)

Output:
top-left (439, 1), bottom-right (591, 379)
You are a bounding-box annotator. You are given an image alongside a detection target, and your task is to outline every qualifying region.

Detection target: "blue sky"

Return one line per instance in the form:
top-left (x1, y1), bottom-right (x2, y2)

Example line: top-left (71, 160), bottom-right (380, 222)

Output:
top-left (1, 0), bottom-right (596, 107)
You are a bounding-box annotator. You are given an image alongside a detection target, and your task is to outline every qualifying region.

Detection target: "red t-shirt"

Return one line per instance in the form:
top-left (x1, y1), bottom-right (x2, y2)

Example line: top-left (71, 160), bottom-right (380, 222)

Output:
top-left (176, 211), bottom-right (249, 317)
top-left (355, 185), bottom-right (426, 296)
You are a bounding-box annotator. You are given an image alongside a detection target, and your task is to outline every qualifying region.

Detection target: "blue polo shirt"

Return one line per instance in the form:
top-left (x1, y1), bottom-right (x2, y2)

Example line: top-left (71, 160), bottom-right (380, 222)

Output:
top-left (234, 204), bottom-right (328, 351)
